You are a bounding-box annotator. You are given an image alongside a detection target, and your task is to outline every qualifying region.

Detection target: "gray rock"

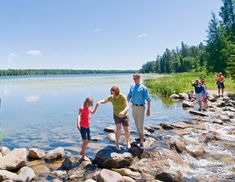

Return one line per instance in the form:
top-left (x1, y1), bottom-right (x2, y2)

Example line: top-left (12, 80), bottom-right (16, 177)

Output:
top-left (45, 147), bottom-right (65, 162)
top-left (95, 146), bottom-right (133, 168)
top-left (170, 94), bottom-right (179, 99)
top-left (17, 166), bottom-right (36, 182)
top-left (28, 148), bottom-right (46, 159)
top-left (0, 148), bottom-right (27, 170)
top-left (97, 169), bottom-right (124, 182)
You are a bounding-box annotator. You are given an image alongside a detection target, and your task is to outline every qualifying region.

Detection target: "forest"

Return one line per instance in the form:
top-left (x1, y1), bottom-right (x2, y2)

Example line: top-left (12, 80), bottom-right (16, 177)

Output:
top-left (140, 0), bottom-right (235, 81)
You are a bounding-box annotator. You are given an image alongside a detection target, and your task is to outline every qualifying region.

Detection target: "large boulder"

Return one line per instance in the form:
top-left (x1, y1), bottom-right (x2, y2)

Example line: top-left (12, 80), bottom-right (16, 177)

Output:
top-left (28, 148), bottom-right (46, 159)
top-left (45, 147), bottom-right (65, 162)
top-left (182, 101), bottom-right (194, 108)
top-left (0, 147), bottom-right (10, 156)
top-left (17, 166), bottom-right (36, 182)
top-left (95, 146), bottom-right (133, 168)
top-left (0, 148), bottom-right (27, 170)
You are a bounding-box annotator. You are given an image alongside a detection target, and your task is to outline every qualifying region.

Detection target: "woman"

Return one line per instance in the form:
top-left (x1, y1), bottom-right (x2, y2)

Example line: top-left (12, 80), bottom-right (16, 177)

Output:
top-left (97, 85), bottom-right (130, 150)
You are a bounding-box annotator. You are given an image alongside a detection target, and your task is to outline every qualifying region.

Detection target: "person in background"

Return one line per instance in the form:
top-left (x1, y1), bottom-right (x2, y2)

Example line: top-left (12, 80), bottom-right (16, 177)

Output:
top-left (97, 85), bottom-right (130, 150)
top-left (77, 97), bottom-right (98, 161)
top-left (215, 72), bottom-right (225, 97)
top-left (200, 78), bottom-right (209, 111)
top-left (127, 73), bottom-right (151, 148)
top-left (192, 80), bottom-right (205, 111)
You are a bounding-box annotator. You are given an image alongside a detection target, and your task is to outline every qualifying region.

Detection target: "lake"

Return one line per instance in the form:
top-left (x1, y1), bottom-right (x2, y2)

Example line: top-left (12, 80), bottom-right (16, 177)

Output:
top-left (0, 74), bottom-right (188, 157)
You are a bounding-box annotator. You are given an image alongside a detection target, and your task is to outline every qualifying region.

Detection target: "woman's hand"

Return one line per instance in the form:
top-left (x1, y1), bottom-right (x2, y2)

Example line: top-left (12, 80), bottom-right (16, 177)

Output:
top-left (119, 111), bottom-right (125, 118)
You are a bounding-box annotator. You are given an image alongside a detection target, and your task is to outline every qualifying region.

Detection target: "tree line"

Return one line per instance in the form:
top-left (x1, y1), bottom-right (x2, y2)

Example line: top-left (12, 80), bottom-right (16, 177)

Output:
top-left (0, 69), bottom-right (136, 76)
top-left (140, 0), bottom-right (235, 81)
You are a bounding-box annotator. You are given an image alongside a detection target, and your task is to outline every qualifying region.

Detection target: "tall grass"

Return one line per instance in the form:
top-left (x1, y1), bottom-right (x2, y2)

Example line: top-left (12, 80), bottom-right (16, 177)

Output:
top-left (145, 72), bottom-right (235, 96)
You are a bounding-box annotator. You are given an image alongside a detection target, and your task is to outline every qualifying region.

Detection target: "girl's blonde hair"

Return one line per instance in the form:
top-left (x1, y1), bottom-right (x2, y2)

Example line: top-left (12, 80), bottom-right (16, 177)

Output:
top-left (83, 97), bottom-right (93, 107)
top-left (110, 85), bottom-right (120, 96)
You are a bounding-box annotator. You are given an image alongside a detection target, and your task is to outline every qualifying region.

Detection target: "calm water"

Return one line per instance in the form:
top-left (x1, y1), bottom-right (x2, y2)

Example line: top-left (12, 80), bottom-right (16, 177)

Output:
top-left (0, 74), bottom-right (188, 156)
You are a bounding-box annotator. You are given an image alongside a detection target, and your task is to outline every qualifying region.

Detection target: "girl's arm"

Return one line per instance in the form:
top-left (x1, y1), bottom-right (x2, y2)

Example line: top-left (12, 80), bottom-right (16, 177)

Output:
top-left (77, 113), bottom-right (81, 130)
top-left (90, 103), bottom-right (99, 114)
top-left (119, 99), bottom-right (129, 118)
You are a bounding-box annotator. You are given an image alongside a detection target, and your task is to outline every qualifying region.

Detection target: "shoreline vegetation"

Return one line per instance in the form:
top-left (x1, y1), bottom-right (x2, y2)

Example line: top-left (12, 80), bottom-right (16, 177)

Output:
top-left (0, 69), bottom-right (136, 77)
top-left (144, 72), bottom-right (235, 97)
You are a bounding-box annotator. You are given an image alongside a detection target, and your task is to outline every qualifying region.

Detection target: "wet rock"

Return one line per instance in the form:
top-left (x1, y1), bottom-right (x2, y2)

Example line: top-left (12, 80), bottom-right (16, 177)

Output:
top-left (128, 143), bottom-right (144, 158)
top-left (107, 133), bottom-right (116, 142)
top-left (104, 126), bottom-right (115, 133)
top-left (171, 121), bottom-right (192, 129)
top-left (170, 94), bottom-right (179, 99)
top-left (0, 147), bottom-right (10, 156)
top-left (182, 101), bottom-right (194, 108)
top-left (28, 148), bottom-right (46, 159)
top-left (95, 146), bottom-right (133, 168)
top-left (189, 110), bottom-right (210, 117)
top-left (31, 165), bottom-right (50, 176)
top-left (62, 157), bottom-right (72, 170)
top-left (0, 148), bottom-right (27, 170)
top-left (112, 168), bottom-right (141, 180)
top-left (45, 147), bottom-right (65, 162)
top-left (155, 170), bottom-right (183, 182)
top-left (97, 169), bottom-right (124, 182)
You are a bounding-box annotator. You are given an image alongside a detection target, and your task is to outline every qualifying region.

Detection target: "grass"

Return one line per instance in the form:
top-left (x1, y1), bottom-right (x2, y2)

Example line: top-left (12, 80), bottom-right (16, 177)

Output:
top-left (144, 72), bottom-right (235, 96)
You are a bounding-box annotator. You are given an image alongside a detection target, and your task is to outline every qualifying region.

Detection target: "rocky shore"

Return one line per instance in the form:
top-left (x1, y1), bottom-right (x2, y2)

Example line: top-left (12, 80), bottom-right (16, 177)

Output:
top-left (0, 91), bottom-right (235, 182)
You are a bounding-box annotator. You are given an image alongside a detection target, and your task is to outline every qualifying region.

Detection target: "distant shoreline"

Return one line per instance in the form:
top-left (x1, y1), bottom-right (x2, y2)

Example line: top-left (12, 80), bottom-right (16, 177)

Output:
top-left (0, 69), bottom-right (137, 77)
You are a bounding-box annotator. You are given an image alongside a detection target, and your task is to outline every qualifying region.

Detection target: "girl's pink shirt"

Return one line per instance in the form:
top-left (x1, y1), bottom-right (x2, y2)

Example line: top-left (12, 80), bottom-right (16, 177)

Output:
top-left (79, 106), bottom-right (90, 128)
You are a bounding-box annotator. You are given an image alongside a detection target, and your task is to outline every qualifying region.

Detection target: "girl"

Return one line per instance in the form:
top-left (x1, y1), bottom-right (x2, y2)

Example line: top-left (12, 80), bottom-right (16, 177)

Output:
top-left (97, 85), bottom-right (130, 150)
top-left (77, 97), bottom-right (98, 161)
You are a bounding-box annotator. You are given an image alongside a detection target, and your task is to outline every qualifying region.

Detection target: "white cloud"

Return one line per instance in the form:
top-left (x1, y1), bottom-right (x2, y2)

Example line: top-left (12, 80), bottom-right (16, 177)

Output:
top-left (137, 33), bottom-right (148, 38)
top-left (7, 53), bottom-right (19, 62)
top-left (24, 95), bottom-right (40, 103)
top-left (89, 28), bottom-right (100, 33)
top-left (26, 50), bottom-right (42, 56)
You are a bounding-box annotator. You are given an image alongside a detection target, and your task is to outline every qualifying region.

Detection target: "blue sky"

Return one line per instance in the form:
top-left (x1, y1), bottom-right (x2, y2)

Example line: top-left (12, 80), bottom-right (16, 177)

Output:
top-left (0, 0), bottom-right (222, 70)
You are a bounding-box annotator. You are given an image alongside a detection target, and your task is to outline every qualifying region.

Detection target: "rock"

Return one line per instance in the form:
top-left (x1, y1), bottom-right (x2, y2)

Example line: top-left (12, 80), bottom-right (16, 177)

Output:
top-left (212, 119), bottom-right (223, 125)
top-left (186, 145), bottom-right (205, 158)
top-left (107, 133), bottom-right (116, 142)
top-left (95, 146), bottom-right (133, 168)
top-left (189, 110), bottom-right (210, 117)
top-left (198, 132), bottom-right (219, 143)
top-left (155, 170), bottom-right (183, 182)
top-left (17, 166), bottom-right (36, 182)
top-left (85, 179), bottom-right (97, 182)
top-left (62, 157), bottom-right (72, 170)
top-left (31, 165), bottom-right (50, 176)
top-left (0, 148), bottom-right (27, 170)
top-left (112, 168), bottom-right (141, 180)
top-left (171, 121), bottom-right (192, 129)
top-left (179, 93), bottom-right (188, 100)
top-left (141, 173), bottom-right (155, 181)
top-left (144, 125), bottom-right (155, 133)
top-left (123, 176), bottom-right (135, 182)
top-left (45, 147), bottom-right (65, 162)
top-left (91, 135), bottom-right (103, 142)
top-left (97, 169), bottom-right (124, 182)
top-left (160, 123), bottom-right (174, 130)
top-left (0, 147), bottom-right (10, 156)
top-left (0, 170), bottom-right (18, 181)
top-left (182, 101), bottom-right (194, 108)
top-left (128, 143), bottom-right (144, 158)
top-left (104, 126), bottom-right (115, 133)
top-left (170, 138), bottom-right (186, 153)
top-left (51, 170), bottom-right (67, 178)
top-left (219, 114), bottom-right (231, 122)
top-left (28, 148), bottom-right (46, 159)
top-left (170, 94), bottom-right (179, 99)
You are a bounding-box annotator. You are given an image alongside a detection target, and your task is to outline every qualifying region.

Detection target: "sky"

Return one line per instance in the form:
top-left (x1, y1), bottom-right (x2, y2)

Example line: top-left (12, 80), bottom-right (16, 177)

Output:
top-left (0, 0), bottom-right (222, 70)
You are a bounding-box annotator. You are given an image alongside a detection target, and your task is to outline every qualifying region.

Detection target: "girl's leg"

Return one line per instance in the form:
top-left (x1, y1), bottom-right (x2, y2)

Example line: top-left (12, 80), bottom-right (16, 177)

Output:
top-left (115, 124), bottom-right (121, 150)
top-left (81, 139), bottom-right (89, 160)
top-left (123, 126), bottom-right (130, 148)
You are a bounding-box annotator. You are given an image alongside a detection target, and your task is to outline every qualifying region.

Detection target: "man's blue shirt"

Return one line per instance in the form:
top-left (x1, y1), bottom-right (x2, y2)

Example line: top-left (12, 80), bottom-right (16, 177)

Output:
top-left (127, 83), bottom-right (151, 105)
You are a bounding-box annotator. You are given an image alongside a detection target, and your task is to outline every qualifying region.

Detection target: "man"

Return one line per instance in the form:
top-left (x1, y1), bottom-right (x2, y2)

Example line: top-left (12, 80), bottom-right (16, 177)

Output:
top-left (215, 72), bottom-right (225, 97)
top-left (127, 74), bottom-right (151, 148)
top-left (192, 80), bottom-right (205, 111)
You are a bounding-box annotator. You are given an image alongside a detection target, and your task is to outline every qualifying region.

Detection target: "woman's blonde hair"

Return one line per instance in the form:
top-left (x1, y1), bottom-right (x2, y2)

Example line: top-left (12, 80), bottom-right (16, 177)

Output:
top-left (83, 97), bottom-right (93, 107)
top-left (110, 85), bottom-right (120, 96)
